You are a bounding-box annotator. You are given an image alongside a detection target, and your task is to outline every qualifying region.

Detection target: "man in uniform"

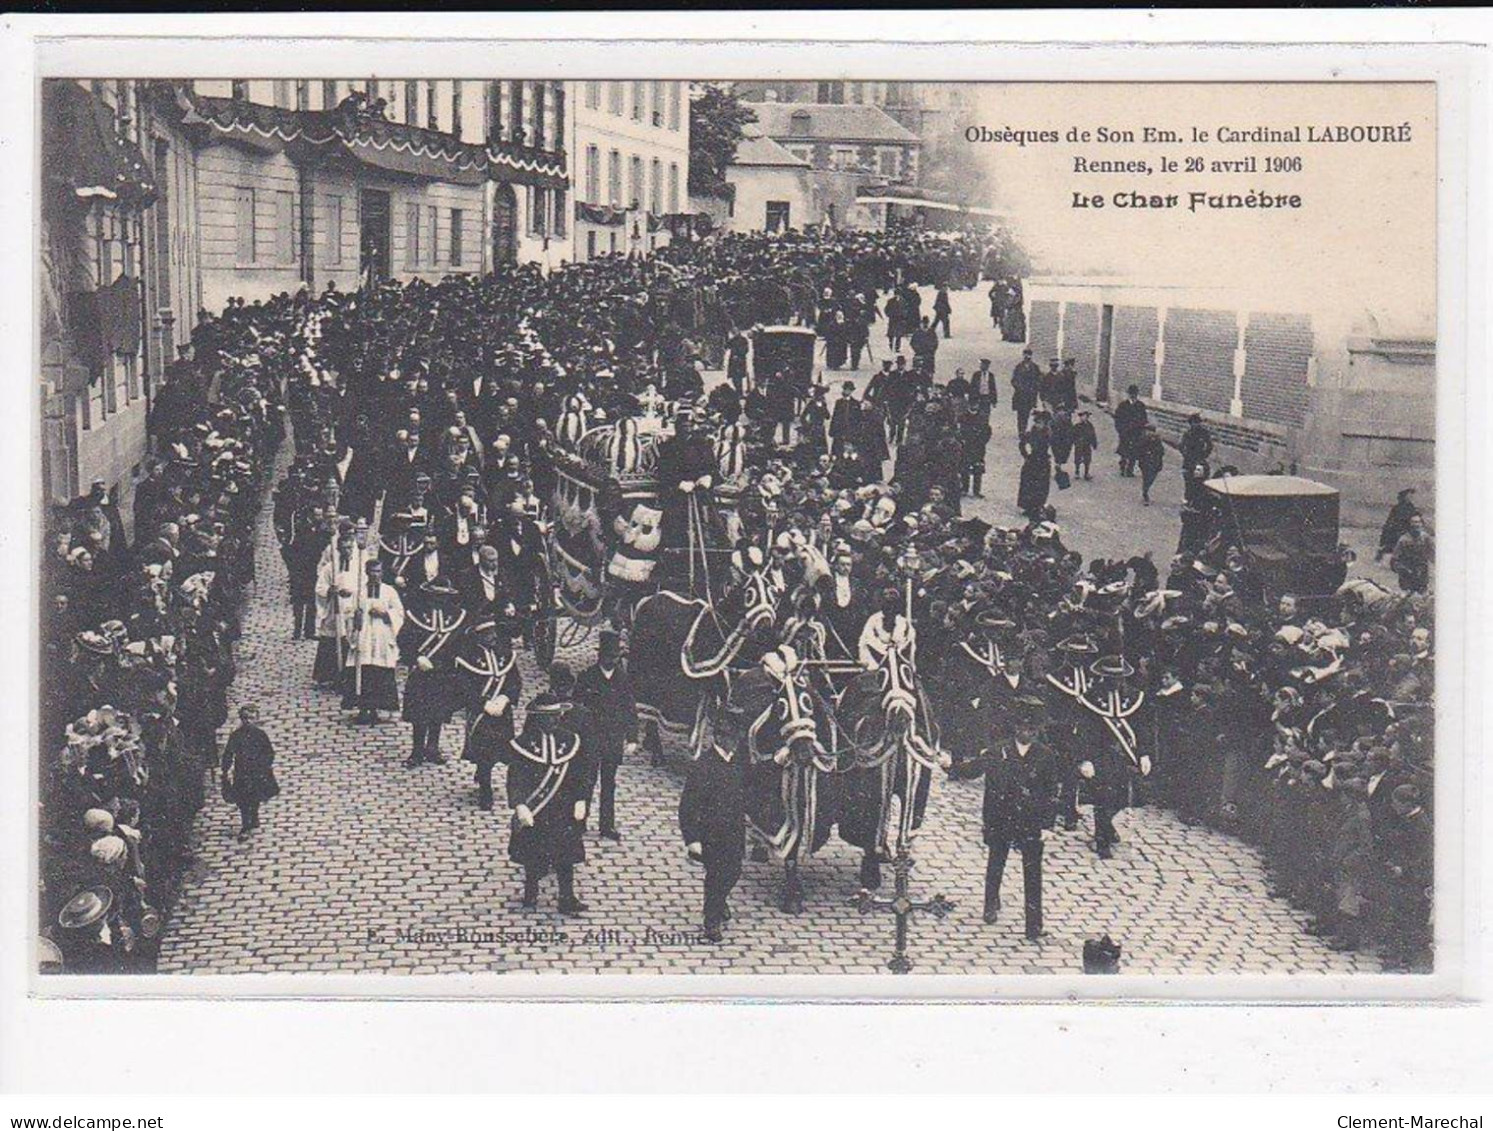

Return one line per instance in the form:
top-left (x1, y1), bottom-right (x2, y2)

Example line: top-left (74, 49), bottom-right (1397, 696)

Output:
top-left (399, 577), bottom-right (466, 767)
top-left (576, 630), bottom-right (640, 841)
top-left (679, 698), bottom-right (748, 942)
top-left (949, 695), bottom-right (1060, 938)
top-left (455, 617), bottom-right (522, 810)
top-left (507, 688), bottom-right (593, 915)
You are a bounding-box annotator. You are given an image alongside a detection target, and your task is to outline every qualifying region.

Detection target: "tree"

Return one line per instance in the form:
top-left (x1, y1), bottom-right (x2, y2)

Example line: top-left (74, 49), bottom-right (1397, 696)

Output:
top-left (689, 84), bottom-right (757, 198)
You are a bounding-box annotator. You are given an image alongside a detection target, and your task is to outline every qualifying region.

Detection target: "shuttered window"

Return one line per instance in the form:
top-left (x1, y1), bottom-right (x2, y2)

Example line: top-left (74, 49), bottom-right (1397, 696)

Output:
top-left (235, 187), bottom-right (256, 265)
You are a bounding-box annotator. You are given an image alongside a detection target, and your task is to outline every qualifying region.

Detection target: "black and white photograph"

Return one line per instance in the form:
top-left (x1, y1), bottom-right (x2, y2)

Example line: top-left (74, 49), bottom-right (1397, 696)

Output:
top-left (28, 65), bottom-right (1455, 988)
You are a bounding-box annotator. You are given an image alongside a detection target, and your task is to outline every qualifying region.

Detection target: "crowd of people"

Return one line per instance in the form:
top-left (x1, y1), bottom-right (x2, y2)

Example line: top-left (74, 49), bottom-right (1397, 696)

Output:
top-left (40, 219), bottom-right (1434, 971)
top-left (41, 304), bottom-right (289, 972)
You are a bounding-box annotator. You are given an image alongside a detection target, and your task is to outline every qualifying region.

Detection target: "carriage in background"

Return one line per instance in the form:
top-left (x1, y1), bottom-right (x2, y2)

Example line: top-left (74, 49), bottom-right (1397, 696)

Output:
top-left (1202, 474), bottom-right (1346, 603)
top-left (751, 324), bottom-right (818, 400)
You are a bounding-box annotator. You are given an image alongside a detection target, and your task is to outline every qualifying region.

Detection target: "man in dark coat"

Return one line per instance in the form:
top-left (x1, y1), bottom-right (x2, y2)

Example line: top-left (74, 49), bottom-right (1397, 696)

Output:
top-left (576, 630), bottom-right (639, 841)
top-left (220, 705), bottom-right (279, 840)
top-left (932, 284), bottom-right (953, 338)
top-left (455, 618), bottom-right (522, 810)
top-left (655, 411), bottom-right (718, 583)
top-left (1072, 410), bottom-right (1098, 480)
top-left (725, 328), bottom-right (751, 395)
top-left (960, 400), bottom-right (993, 498)
top-left (948, 696), bottom-right (1060, 938)
top-left (1113, 384), bottom-right (1149, 477)
top-left (680, 699), bottom-right (748, 942)
top-left (1137, 424), bottom-right (1166, 506)
top-left (829, 381), bottom-right (862, 459)
top-left (1376, 488), bottom-right (1420, 562)
top-left (507, 689), bottom-right (592, 914)
top-left (1011, 350), bottom-right (1041, 438)
top-left (399, 578), bottom-right (466, 767)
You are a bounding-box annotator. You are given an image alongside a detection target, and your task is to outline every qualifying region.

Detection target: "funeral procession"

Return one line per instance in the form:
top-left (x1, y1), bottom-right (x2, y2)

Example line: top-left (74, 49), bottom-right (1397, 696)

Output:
top-left (36, 77), bottom-right (1434, 979)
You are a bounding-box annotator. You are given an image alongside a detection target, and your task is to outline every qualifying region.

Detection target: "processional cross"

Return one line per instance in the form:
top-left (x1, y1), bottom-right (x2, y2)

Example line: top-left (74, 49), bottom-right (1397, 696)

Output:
top-left (848, 846), bottom-right (955, 974)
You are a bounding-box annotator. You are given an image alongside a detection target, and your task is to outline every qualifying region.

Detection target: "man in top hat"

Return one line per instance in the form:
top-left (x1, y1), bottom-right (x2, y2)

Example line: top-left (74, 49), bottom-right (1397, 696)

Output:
top-left (1010, 350), bottom-right (1041, 438)
top-left (576, 629), bottom-right (640, 841)
top-left (829, 380), bottom-right (862, 459)
top-left (342, 559), bottom-right (405, 724)
top-left (655, 408), bottom-right (717, 585)
top-left (508, 687), bottom-right (593, 914)
top-left (680, 696), bottom-right (749, 942)
top-left (948, 693), bottom-right (1061, 938)
top-left (399, 577), bottom-right (467, 767)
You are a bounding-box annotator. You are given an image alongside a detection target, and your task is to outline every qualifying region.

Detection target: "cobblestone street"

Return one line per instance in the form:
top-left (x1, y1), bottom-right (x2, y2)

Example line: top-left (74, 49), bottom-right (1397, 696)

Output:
top-left (158, 287), bottom-right (1380, 978)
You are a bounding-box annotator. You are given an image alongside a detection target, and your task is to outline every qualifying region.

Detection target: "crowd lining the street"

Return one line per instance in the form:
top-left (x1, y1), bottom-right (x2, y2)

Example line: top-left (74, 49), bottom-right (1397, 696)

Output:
top-left (40, 224), bottom-right (1434, 972)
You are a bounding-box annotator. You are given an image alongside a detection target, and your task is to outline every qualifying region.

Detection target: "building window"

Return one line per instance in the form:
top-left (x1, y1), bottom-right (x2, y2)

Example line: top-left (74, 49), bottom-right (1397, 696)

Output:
top-left (651, 81), bottom-right (665, 127)
top-left (649, 158), bottom-right (662, 213)
top-left (668, 162), bottom-right (680, 213)
top-left (878, 149), bottom-right (900, 179)
top-left (235, 187), bottom-right (256, 265)
top-left (230, 80), bottom-right (249, 102)
top-left (484, 81), bottom-right (499, 142)
top-left (608, 82), bottom-right (623, 116)
top-left (586, 230), bottom-right (597, 260)
top-left (816, 81), bottom-right (845, 104)
top-left (631, 81), bottom-right (645, 121)
top-left (322, 80), bottom-right (338, 110)
top-left (295, 81), bottom-right (311, 111)
top-left (609, 231), bottom-right (617, 254)
top-left (785, 144), bottom-right (812, 165)
top-left (533, 81), bottom-right (547, 149)
top-left (585, 145), bottom-right (600, 202)
top-left (765, 201), bottom-right (790, 232)
top-left (585, 81), bottom-right (601, 110)
top-left (450, 207), bottom-right (464, 266)
top-left (273, 80), bottom-right (291, 109)
top-left (427, 204), bottom-right (439, 267)
top-left (426, 81), bottom-right (438, 131)
top-left (789, 110), bottom-right (811, 137)
top-left (275, 190), bottom-right (296, 264)
top-left (607, 149), bottom-right (622, 206)
top-left (404, 80), bottom-right (419, 126)
top-left (668, 82), bottom-right (682, 130)
top-left (629, 155), bottom-right (643, 209)
top-left (326, 195), bottom-right (343, 266)
top-left (509, 80), bottom-right (525, 144)
top-left (530, 186), bottom-right (549, 236)
top-left (554, 189), bottom-right (567, 237)
top-left (553, 83), bottom-right (565, 151)
top-left (451, 80), bottom-right (464, 139)
top-left (831, 146), bottom-right (858, 171)
top-left (405, 202), bottom-right (421, 268)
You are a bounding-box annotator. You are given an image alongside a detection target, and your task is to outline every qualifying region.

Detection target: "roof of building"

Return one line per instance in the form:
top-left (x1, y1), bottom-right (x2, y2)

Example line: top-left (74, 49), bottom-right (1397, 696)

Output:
top-left (746, 101), bottom-right (920, 145)
top-left (731, 130), bottom-right (812, 168)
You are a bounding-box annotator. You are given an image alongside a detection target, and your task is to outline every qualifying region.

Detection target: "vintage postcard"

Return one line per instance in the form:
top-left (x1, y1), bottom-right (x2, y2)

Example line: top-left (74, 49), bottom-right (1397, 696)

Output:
top-left (25, 30), bottom-right (1472, 1003)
